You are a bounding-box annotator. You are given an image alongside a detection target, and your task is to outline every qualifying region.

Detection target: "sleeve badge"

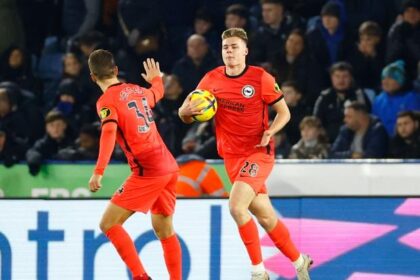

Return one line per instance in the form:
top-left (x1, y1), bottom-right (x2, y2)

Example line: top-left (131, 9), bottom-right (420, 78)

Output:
top-left (99, 107), bottom-right (111, 119)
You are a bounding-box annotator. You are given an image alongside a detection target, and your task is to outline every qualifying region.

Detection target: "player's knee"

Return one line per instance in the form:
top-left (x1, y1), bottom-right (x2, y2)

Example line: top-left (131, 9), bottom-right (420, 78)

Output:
top-left (99, 220), bottom-right (114, 233)
top-left (229, 203), bottom-right (247, 221)
top-left (256, 215), bottom-right (276, 231)
top-left (153, 226), bottom-right (174, 239)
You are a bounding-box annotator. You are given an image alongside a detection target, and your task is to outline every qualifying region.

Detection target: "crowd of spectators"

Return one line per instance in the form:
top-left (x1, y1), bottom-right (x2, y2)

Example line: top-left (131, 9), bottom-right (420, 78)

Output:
top-left (0, 0), bottom-right (419, 175)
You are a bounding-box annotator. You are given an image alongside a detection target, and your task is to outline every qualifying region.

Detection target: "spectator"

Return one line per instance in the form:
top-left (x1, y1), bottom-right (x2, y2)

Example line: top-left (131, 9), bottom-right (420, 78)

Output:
top-left (57, 123), bottom-right (99, 160)
top-left (0, 128), bottom-right (27, 167)
top-left (306, 1), bottom-right (352, 73)
top-left (62, 53), bottom-right (98, 106)
top-left (225, 4), bottom-right (255, 35)
top-left (52, 78), bottom-right (93, 132)
top-left (75, 30), bottom-right (106, 59)
top-left (280, 81), bottom-right (311, 145)
top-left (389, 110), bottom-right (420, 158)
top-left (26, 110), bottom-right (74, 176)
top-left (193, 7), bottom-right (220, 53)
top-left (172, 34), bottom-right (220, 95)
top-left (181, 121), bottom-right (218, 159)
top-left (0, 81), bottom-right (43, 143)
top-left (348, 21), bottom-right (385, 90)
top-left (314, 62), bottom-right (372, 142)
top-left (0, 87), bottom-right (28, 143)
top-left (175, 154), bottom-right (227, 197)
top-left (273, 29), bottom-right (327, 106)
top-left (289, 116), bottom-right (329, 159)
top-left (154, 74), bottom-right (189, 157)
top-left (386, 0), bottom-right (420, 81)
top-left (331, 101), bottom-right (388, 158)
top-left (0, 46), bottom-right (36, 91)
top-left (373, 60), bottom-right (420, 135)
top-left (249, 0), bottom-right (304, 68)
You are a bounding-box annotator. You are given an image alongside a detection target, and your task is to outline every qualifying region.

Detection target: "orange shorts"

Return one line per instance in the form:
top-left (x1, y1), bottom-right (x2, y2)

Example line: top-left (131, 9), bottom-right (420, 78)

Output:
top-left (111, 172), bottom-right (178, 216)
top-left (224, 152), bottom-right (274, 194)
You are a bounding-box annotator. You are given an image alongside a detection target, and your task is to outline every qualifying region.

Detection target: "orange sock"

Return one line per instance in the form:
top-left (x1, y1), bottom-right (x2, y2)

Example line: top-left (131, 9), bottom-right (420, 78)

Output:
top-left (238, 218), bottom-right (263, 265)
top-left (160, 234), bottom-right (182, 280)
top-left (268, 220), bottom-right (300, 261)
top-left (105, 225), bottom-right (146, 277)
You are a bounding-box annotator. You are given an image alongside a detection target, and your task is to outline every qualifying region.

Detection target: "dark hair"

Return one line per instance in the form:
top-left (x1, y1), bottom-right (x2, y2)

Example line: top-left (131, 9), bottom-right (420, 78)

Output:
top-left (281, 80), bottom-right (302, 93)
top-left (345, 101), bottom-right (369, 114)
top-left (45, 110), bottom-right (66, 124)
top-left (397, 110), bottom-right (418, 121)
top-left (359, 21), bottom-right (382, 38)
top-left (329, 61), bottom-right (353, 75)
top-left (78, 31), bottom-right (105, 47)
top-left (80, 123), bottom-right (100, 138)
top-left (402, 0), bottom-right (420, 12)
top-left (260, 0), bottom-right (284, 6)
top-left (88, 49), bottom-right (116, 80)
top-left (226, 4), bottom-right (249, 19)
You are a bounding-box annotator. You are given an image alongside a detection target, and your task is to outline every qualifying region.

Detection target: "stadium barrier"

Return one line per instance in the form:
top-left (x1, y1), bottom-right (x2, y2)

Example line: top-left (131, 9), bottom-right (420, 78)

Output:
top-left (0, 198), bottom-right (419, 279)
top-left (0, 160), bottom-right (419, 197)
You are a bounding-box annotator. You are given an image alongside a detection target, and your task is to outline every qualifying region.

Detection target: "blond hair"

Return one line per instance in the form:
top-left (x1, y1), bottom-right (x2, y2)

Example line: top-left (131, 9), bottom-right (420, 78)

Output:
top-left (221, 28), bottom-right (248, 44)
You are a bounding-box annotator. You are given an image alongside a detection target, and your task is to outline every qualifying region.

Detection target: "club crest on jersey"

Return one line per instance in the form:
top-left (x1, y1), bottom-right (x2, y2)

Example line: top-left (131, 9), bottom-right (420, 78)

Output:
top-left (99, 107), bottom-right (111, 119)
top-left (242, 85), bottom-right (255, 98)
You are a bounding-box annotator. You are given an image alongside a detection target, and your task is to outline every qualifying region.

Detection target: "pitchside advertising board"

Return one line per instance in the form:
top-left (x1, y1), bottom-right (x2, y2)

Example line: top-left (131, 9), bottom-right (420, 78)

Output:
top-left (1, 160), bottom-right (420, 197)
top-left (0, 199), bottom-right (419, 280)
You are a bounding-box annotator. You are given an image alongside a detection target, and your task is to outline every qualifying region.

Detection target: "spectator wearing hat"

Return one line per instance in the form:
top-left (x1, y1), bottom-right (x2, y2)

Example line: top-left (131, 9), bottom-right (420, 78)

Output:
top-left (373, 60), bottom-right (420, 135)
top-left (307, 1), bottom-right (352, 73)
top-left (26, 110), bottom-right (74, 176)
top-left (0, 45), bottom-right (37, 92)
top-left (314, 61), bottom-right (372, 142)
top-left (331, 101), bottom-right (388, 158)
top-left (389, 110), bottom-right (420, 158)
top-left (387, 0), bottom-right (420, 81)
top-left (249, 0), bottom-right (304, 69)
top-left (52, 78), bottom-right (94, 133)
top-left (348, 21), bottom-right (385, 91)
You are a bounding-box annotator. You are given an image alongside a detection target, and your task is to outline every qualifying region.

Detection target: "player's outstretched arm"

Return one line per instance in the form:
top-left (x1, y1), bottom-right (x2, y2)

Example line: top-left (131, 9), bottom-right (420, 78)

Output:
top-left (178, 93), bottom-right (205, 124)
top-left (141, 58), bottom-right (161, 83)
top-left (257, 98), bottom-right (291, 147)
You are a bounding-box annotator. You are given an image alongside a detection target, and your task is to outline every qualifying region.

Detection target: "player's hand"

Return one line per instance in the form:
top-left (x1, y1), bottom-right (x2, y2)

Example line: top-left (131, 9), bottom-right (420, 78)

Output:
top-left (141, 58), bottom-right (161, 83)
top-left (89, 174), bottom-right (103, 192)
top-left (178, 93), bottom-right (205, 117)
top-left (256, 130), bottom-right (273, 147)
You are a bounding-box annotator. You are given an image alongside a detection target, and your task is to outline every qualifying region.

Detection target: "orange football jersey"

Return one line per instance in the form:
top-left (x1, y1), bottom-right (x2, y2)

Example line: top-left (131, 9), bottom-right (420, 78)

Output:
top-left (96, 79), bottom-right (178, 176)
top-left (197, 66), bottom-right (283, 158)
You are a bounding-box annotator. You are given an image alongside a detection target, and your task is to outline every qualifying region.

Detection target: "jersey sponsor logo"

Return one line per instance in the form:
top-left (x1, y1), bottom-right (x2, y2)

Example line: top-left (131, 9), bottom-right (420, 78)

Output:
top-left (218, 98), bottom-right (245, 112)
top-left (99, 107), bottom-right (111, 119)
top-left (242, 85), bottom-right (255, 98)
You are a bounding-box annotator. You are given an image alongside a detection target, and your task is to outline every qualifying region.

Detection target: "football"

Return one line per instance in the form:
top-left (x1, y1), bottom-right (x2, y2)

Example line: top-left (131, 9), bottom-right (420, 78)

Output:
top-left (190, 89), bottom-right (218, 122)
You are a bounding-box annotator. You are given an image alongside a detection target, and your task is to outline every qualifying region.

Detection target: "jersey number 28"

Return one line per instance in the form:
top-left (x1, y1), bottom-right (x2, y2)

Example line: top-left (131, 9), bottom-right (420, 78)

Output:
top-left (128, 98), bottom-right (154, 133)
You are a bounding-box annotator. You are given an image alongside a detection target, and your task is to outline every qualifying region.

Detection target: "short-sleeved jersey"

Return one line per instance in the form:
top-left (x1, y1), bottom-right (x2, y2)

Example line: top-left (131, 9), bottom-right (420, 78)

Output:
top-left (197, 66), bottom-right (284, 158)
top-left (96, 80), bottom-right (178, 176)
